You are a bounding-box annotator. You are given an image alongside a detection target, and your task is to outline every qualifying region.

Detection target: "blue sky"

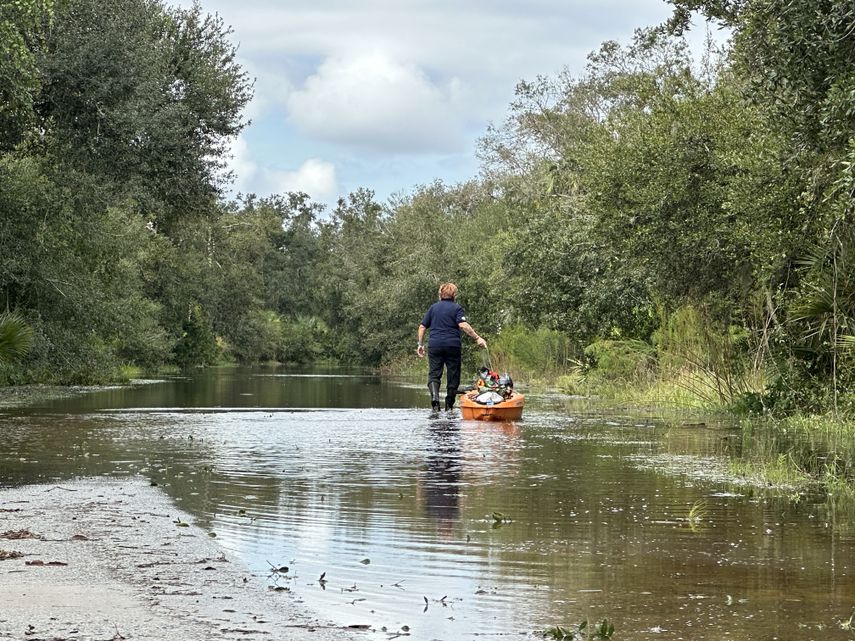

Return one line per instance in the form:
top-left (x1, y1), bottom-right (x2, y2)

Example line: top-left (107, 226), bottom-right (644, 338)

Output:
top-left (189, 1), bottom-right (723, 208)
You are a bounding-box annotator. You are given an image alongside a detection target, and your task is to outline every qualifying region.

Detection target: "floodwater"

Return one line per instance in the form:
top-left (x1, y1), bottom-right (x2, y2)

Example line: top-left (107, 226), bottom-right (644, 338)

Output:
top-left (2, 367), bottom-right (855, 640)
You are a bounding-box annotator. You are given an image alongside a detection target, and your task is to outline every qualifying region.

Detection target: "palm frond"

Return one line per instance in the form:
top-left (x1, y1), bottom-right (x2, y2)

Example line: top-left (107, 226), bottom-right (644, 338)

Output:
top-left (0, 312), bottom-right (34, 363)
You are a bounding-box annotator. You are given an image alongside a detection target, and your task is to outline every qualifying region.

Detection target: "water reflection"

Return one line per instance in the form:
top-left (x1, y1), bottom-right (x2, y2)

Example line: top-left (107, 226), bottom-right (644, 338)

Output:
top-left (3, 371), bottom-right (855, 639)
top-left (422, 420), bottom-right (462, 538)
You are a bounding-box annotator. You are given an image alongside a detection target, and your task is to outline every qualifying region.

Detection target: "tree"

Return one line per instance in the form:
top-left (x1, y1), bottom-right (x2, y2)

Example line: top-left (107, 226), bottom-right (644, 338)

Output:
top-left (0, 0), bottom-right (55, 148)
top-left (37, 0), bottom-right (253, 231)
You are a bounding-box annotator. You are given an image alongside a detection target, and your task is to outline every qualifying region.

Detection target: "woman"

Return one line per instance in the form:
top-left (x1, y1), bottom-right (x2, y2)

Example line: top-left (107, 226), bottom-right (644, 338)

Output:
top-left (416, 282), bottom-right (487, 412)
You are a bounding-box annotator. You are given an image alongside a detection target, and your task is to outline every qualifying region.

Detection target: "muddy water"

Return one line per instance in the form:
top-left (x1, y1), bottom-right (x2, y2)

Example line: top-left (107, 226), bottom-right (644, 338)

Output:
top-left (2, 367), bottom-right (855, 640)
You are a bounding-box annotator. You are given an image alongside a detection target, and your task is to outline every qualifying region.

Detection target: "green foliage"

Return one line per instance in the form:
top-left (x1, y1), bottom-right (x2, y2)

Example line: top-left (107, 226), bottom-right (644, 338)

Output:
top-left (0, 312), bottom-right (34, 363)
top-left (225, 309), bottom-right (282, 364)
top-left (280, 316), bottom-right (328, 365)
top-left (173, 304), bottom-right (219, 369)
top-left (792, 226), bottom-right (855, 355)
top-left (653, 305), bottom-right (756, 405)
top-left (3, 0), bottom-right (855, 424)
top-left (583, 339), bottom-right (656, 382)
top-left (489, 325), bottom-right (574, 380)
top-left (37, 0), bottom-right (252, 230)
top-left (0, 0), bottom-right (54, 148)
top-left (671, 0), bottom-right (855, 158)
top-left (0, 0), bottom-right (260, 383)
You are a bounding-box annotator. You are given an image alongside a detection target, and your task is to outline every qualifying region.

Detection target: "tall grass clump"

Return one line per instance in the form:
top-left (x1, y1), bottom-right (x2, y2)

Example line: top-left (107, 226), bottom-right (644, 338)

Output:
top-left (735, 414), bottom-right (855, 491)
top-left (555, 305), bottom-right (765, 408)
top-left (654, 305), bottom-right (762, 407)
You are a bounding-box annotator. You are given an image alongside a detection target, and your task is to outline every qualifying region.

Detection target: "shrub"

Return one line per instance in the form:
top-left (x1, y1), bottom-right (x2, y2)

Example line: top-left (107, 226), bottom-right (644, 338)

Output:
top-left (583, 339), bottom-right (656, 382)
top-left (489, 325), bottom-right (574, 380)
top-left (280, 316), bottom-right (328, 365)
top-left (173, 304), bottom-right (219, 369)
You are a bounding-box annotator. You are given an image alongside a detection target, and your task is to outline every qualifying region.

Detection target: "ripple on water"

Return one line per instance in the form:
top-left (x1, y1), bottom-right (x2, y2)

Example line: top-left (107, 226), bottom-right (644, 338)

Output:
top-left (3, 379), bottom-right (855, 641)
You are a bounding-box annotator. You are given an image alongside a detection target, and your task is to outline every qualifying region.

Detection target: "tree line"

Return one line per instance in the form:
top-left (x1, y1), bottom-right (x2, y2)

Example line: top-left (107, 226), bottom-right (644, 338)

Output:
top-left (2, 0), bottom-right (855, 415)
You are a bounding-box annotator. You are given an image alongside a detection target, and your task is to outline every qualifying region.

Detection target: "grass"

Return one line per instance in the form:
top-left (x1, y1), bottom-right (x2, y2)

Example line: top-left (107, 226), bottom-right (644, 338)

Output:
top-left (729, 454), bottom-right (813, 490)
top-left (556, 366), bottom-right (752, 413)
top-left (731, 414), bottom-right (855, 497)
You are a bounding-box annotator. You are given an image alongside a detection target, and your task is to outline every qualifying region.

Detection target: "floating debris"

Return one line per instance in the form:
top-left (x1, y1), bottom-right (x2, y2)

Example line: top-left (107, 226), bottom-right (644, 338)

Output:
top-left (0, 529), bottom-right (41, 540)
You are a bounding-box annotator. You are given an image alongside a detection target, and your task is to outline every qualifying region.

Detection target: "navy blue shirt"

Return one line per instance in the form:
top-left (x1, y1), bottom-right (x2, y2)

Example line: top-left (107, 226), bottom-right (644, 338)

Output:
top-left (421, 299), bottom-right (466, 348)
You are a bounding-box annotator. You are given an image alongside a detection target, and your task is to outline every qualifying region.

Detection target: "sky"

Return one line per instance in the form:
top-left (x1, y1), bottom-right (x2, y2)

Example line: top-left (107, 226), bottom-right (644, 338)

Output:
top-left (187, 1), bottom-right (723, 207)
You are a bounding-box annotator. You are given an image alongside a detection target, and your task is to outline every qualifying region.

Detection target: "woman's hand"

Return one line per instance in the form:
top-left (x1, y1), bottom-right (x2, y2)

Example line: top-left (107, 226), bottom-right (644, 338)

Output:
top-left (477, 337), bottom-right (487, 349)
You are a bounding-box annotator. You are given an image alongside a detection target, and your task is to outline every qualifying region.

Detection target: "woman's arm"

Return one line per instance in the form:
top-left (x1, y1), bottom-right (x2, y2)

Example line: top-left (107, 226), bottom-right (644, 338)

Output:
top-left (416, 324), bottom-right (427, 357)
top-left (459, 322), bottom-right (487, 348)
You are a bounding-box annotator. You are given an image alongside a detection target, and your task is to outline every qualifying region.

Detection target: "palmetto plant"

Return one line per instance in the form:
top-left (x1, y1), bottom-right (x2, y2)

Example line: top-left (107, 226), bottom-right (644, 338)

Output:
top-left (792, 228), bottom-right (855, 349)
top-left (0, 312), bottom-right (34, 364)
top-left (791, 225), bottom-right (855, 412)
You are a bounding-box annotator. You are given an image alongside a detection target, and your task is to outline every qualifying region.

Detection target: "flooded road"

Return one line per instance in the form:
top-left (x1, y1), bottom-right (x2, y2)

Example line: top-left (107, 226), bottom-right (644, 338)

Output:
top-left (2, 367), bottom-right (854, 640)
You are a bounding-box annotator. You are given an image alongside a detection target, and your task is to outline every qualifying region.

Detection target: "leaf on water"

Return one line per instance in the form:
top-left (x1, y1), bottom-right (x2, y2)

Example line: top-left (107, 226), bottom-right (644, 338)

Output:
top-left (423, 596), bottom-right (428, 604)
top-left (319, 572), bottom-right (326, 581)
top-left (176, 522), bottom-right (189, 528)
top-left (359, 558), bottom-right (370, 565)
top-left (278, 566), bottom-right (289, 573)
top-left (401, 625), bottom-right (410, 632)
top-left (238, 509), bottom-right (246, 515)
top-left (0, 550), bottom-right (24, 561)
top-left (208, 532), bottom-right (217, 538)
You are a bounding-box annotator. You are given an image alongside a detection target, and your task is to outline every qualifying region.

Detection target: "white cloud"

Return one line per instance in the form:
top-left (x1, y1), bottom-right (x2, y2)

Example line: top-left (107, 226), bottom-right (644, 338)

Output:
top-left (286, 52), bottom-right (465, 153)
top-left (266, 158), bottom-right (338, 200)
top-left (228, 135), bottom-right (258, 190)
top-left (238, 60), bottom-right (295, 123)
top-left (227, 135), bottom-right (338, 202)
top-left (193, 1), bottom-right (727, 199)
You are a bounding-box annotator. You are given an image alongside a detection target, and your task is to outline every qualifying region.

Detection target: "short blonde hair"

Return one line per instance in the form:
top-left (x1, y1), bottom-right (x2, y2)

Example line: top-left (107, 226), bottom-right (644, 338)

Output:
top-left (438, 282), bottom-right (458, 300)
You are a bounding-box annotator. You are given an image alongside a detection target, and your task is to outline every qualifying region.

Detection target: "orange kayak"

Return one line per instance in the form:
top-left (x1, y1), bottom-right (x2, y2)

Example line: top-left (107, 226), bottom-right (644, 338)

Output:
top-left (460, 391), bottom-right (525, 421)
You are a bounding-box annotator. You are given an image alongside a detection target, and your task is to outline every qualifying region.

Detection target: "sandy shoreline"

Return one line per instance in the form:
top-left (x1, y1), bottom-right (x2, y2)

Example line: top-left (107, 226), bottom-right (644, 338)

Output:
top-left (0, 478), bottom-right (357, 641)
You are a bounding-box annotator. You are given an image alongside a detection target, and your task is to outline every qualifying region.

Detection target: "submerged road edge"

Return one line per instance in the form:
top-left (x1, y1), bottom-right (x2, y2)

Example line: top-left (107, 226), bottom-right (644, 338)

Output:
top-left (0, 477), bottom-right (357, 641)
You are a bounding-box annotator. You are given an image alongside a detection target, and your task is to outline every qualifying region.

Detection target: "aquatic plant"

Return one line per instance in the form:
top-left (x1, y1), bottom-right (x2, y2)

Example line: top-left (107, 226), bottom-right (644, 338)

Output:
top-left (687, 499), bottom-right (708, 531)
top-left (542, 619), bottom-right (614, 640)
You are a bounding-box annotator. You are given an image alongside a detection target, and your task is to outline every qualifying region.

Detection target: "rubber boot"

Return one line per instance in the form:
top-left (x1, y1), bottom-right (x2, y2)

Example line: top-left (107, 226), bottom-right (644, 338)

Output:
top-left (428, 381), bottom-right (441, 413)
top-left (445, 389), bottom-right (456, 412)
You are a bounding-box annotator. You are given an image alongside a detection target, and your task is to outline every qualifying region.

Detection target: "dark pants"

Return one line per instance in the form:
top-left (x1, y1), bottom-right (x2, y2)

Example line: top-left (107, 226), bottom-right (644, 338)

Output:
top-left (428, 345), bottom-right (461, 408)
